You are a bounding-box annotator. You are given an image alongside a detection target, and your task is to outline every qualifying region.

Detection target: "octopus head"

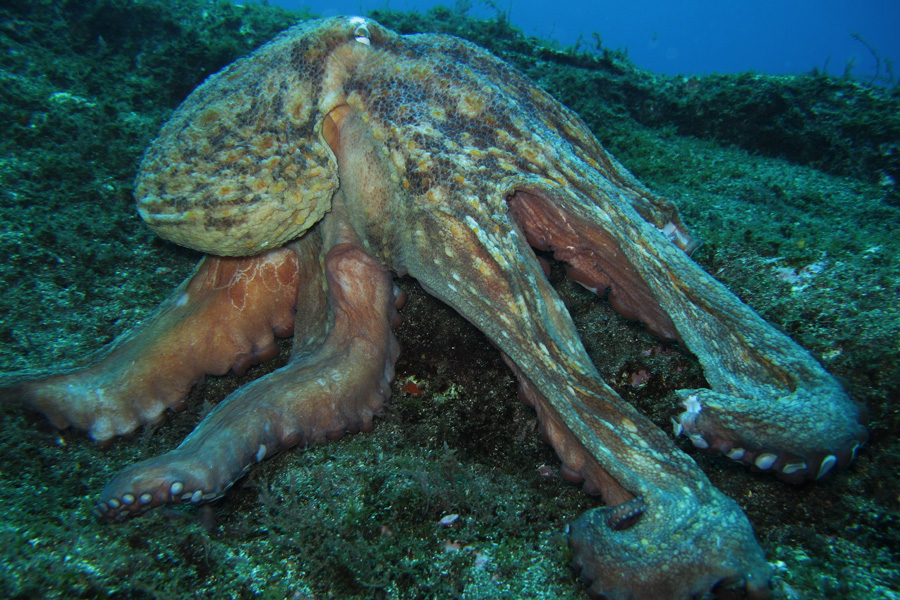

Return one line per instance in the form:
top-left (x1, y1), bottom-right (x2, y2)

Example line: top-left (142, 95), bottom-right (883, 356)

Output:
top-left (133, 18), bottom-right (382, 256)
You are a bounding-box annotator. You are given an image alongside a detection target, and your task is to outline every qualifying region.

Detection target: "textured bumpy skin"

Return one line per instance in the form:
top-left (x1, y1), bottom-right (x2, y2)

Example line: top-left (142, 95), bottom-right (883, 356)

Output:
top-left (135, 19), bottom-right (341, 255)
top-left (2, 17), bottom-right (868, 600)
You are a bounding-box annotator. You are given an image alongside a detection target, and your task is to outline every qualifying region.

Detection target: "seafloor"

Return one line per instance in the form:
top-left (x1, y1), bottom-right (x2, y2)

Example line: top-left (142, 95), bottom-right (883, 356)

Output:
top-left (0, 1), bottom-right (898, 598)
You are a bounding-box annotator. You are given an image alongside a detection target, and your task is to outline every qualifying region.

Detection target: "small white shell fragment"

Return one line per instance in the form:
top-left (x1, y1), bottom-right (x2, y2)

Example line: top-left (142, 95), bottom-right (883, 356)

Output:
top-left (438, 513), bottom-right (459, 526)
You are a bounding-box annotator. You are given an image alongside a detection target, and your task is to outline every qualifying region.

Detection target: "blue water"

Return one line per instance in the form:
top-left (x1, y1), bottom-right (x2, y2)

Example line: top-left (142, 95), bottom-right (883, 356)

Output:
top-left (264, 0), bottom-right (900, 80)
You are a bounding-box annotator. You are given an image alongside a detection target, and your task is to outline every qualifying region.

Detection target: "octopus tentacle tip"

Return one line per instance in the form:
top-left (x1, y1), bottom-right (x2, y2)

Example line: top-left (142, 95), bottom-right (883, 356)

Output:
top-left (673, 385), bottom-right (867, 485)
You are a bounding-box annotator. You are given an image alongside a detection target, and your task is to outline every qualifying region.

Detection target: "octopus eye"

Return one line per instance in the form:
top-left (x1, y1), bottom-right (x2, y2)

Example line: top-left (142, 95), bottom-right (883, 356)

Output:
top-left (350, 16), bottom-right (371, 45)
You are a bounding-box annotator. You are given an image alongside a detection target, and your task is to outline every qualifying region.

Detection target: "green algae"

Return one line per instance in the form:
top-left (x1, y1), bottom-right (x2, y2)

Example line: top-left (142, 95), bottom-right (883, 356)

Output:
top-left (0, 2), bottom-right (898, 599)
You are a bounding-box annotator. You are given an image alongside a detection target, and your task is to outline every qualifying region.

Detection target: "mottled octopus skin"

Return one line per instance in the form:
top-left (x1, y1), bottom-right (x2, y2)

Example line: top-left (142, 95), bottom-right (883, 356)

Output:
top-left (0, 17), bottom-right (868, 600)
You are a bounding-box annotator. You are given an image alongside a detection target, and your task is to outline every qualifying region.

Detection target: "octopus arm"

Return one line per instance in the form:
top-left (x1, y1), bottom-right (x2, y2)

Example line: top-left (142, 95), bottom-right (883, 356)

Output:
top-left (395, 186), bottom-right (772, 599)
top-left (95, 203), bottom-right (404, 520)
top-left (0, 245), bottom-right (303, 443)
top-left (510, 180), bottom-right (867, 484)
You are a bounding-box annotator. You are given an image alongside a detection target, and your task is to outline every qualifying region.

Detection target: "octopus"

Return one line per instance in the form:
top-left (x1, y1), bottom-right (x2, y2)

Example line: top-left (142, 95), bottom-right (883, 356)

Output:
top-left (0, 16), bottom-right (868, 600)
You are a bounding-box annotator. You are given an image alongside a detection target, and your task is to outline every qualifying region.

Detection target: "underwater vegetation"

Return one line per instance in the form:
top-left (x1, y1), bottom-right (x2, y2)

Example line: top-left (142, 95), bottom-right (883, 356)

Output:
top-left (0, 1), bottom-right (898, 598)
